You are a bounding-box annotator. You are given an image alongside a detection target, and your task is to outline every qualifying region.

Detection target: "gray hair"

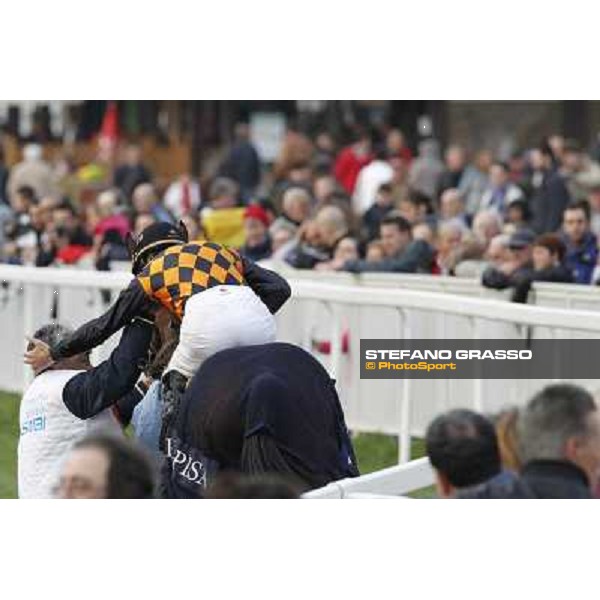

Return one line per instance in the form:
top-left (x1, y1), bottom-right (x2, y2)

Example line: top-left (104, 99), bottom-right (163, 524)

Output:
top-left (30, 323), bottom-right (73, 349)
top-left (517, 384), bottom-right (597, 463)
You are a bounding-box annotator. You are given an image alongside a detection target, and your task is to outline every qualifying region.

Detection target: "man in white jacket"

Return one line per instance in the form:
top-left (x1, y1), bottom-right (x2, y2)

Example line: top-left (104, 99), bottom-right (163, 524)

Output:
top-left (18, 319), bottom-right (153, 499)
top-left (352, 145), bottom-right (393, 216)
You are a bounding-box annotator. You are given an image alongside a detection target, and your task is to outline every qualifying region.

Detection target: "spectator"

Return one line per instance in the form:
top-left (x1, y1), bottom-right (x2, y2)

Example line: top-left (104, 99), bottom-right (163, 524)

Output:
top-left (439, 188), bottom-right (469, 233)
top-left (93, 189), bottom-right (130, 241)
top-left (479, 161), bottom-right (524, 214)
top-left (333, 127), bottom-right (373, 195)
top-left (273, 120), bottom-right (314, 182)
top-left (315, 235), bottom-right (359, 271)
top-left (494, 408), bottom-right (522, 473)
top-left (18, 320), bottom-right (153, 498)
top-left (529, 142), bottom-right (571, 234)
top-left (459, 384), bottom-right (600, 498)
top-left (56, 434), bottom-right (156, 499)
top-left (341, 214), bottom-right (433, 274)
top-left (505, 199), bottom-right (531, 230)
top-left (113, 143), bottom-right (152, 200)
top-left (163, 173), bottom-right (202, 219)
top-left (437, 144), bottom-right (484, 215)
top-left (132, 182), bottom-right (173, 223)
top-left (398, 190), bottom-right (433, 227)
top-left (586, 182), bottom-right (600, 236)
top-left (365, 239), bottom-right (385, 262)
top-left (362, 183), bottom-right (395, 242)
top-left (271, 186), bottom-right (312, 236)
top-left (425, 409), bottom-right (504, 498)
top-left (560, 139), bottom-right (600, 203)
top-left (408, 138), bottom-right (444, 200)
top-left (485, 233), bottom-right (511, 269)
top-left (481, 228), bottom-right (535, 301)
top-left (240, 203), bottom-right (272, 261)
top-left (7, 143), bottom-right (57, 203)
top-left (312, 131), bottom-right (336, 173)
top-left (313, 173), bottom-right (338, 208)
top-left (386, 128), bottom-right (413, 164)
top-left (352, 144), bottom-right (393, 216)
top-left (511, 233), bottom-right (574, 303)
top-left (218, 122), bottom-right (261, 200)
top-left (434, 221), bottom-right (465, 275)
top-left (561, 200), bottom-right (598, 284)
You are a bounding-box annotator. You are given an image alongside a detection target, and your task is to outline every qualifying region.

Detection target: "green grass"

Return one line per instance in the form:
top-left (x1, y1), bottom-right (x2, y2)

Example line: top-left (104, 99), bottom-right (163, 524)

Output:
top-left (0, 391), bottom-right (19, 499)
top-left (0, 390), bottom-right (435, 498)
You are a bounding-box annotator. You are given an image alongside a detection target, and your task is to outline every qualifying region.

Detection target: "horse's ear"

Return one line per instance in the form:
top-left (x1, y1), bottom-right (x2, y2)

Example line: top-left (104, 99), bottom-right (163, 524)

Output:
top-left (126, 232), bottom-right (137, 258)
top-left (179, 220), bottom-right (189, 243)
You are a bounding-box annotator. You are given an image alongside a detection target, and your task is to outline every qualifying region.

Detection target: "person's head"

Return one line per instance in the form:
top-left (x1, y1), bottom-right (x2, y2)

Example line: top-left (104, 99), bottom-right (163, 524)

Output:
top-left (379, 214), bottom-right (412, 257)
top-left (587, 184), bottom-right (600, 212)
top-left (55, 434), bottom-right (156, 499)
top-left (548, 134), bottom-right (565, 162)
top-left (418, 138), bottom-right (440, 160)
top-left (287, 162), bottom-right (313, 186)
top-left (472, 210), bottom-right (502, 245)
top-left (205, 472), bottom-right (300, 499)
top-left (386, 128), bottom-right (406, 154)
top-left (562, 201), bottom-right (590, 245)
top-left (530, 140), bottom-right (556, 171)
top-left (436, 221), bottom-right (464, 258)
top-left (52, 201), bottom-right (80, 233)
top-left (23, 143), bottom-right (43, 163)
top-left (243, 204), bottom-right (270, 247)
top-left (351, 125), bottom-right (372, 155)
top-left (97, 188), bottom-right (120, 218)
top-left (282, 186), bottom-right (312, 224)
top-left (493, 408), bottom-right (522, 472)
top-left (313, 174), bottom-right (337, 204)
top-left (208, 177), bottom-right (239, 209)
top-left (507, 228), bottom-right (535, 265)
top-left (532, 233), bottom-right (566, 271)
top-left (315, 131), bottom-right (335, 153)
top-left (270, 224), bottom-right (294, 252)
top-left (561, 139), bottom-right (583, 172)
top-left (29, 323), bottom-right (91, 375)
top-left (12, 185), bottom-right (37, 213)
top-left (234, 121), bottom-right (250, 141)
top-left (398, 190), bottom-right (431, 224)
top-left (412, 222), bottom-right (435, 245)
top-left (366, 239), bottom-right (386, 262)
top-left (440, 188), bottom-right (465, 219)
top-left (333, 236), bottom-right (359, 263)
top-left (444, 144), bottom-right (467, 172)
top-left (518, 384), bottom-right (600, 488)
top-left (489, 161), bottom-right (510, 188)
top-left (29, 203), bottom-right (51, 231)
top-left (506, 199), bottom-right (530, 226)
top-left (132, 183), bottom-right (159, 215)
top-left (128, 221), bottom-right (188, 275)
top-left (314, 205), bottom-right (348, 248)
top-left (375, 183), bottom-right (394, 208)
top-left (123, 143), bottom-right (143, 167)
top-left (425, 409), bottom-right (501, 498)
top-left (486, 234), bottom-right (510, 267)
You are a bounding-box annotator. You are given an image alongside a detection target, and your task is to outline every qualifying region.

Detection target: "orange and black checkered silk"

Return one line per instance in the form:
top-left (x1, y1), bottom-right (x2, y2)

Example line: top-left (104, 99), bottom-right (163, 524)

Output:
top-left (136, 241), bottom-right (245, 319)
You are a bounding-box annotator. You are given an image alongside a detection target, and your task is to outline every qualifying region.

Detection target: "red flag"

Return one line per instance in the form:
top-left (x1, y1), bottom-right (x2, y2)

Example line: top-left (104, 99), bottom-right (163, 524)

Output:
top-left (98, 101), bottom-right (119, 150)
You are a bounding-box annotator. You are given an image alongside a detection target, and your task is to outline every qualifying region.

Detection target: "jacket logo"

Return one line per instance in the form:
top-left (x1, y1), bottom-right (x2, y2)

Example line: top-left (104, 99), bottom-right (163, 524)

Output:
top-left (165, 437), bottom-right (210, 487)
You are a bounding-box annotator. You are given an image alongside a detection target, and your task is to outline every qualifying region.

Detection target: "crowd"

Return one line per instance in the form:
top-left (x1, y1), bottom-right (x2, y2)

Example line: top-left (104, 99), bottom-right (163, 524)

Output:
top-left (3, 124), bottom-right (600, 303)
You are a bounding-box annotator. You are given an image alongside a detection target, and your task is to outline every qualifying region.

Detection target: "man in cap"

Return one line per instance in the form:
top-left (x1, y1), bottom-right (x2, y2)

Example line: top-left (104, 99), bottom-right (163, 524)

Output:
top-left (19, 318), bottom-right (153, 498)
top-left (481, 228), bottom-right (535, 302)
top-left (25, 221), bottom-right (291, 449)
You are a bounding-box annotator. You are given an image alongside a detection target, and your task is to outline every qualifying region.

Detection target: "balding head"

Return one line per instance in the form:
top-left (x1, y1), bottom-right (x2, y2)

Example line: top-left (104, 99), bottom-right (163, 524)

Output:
top-left (472, 210), bottom-right (502, 244)
top-left (440, 189), bottom-right (464, 219)
top-left (132, 183), bottom-right (158, 214)
top-left (315, 205), bottom-right (348, 247)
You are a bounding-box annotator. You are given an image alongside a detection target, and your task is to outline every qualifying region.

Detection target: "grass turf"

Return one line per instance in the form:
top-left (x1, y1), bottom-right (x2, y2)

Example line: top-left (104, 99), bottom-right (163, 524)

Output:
top-left (0, 390), bottom-right (435, 499)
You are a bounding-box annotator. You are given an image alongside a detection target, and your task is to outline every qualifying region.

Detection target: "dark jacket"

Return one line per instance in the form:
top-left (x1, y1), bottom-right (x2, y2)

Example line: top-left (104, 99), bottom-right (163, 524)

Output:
top-left (530, 169), bottom-right (571, 234)
top-left (161, 342), bottom-right (359, 498)
top-left (481, 262), bottom-right (535, 302)
top-left (561, 230), bottom-right (598, 284)
top-left (457, 460), bottom-right (592, 499)
top-left (62, 319), bottom-right (153, 422)
top-left (362, 203), bottom-right (393, 242)
top-left (218, 141), bottom-right (261, 199)
top-left (240, 236), bottom-right (272, 262)
top-left (344, 239), bottom-right (434, 274)
top-left (50, 256), bottom-right (291, 361)
top-left (512, 263), bottom-right (574, 303)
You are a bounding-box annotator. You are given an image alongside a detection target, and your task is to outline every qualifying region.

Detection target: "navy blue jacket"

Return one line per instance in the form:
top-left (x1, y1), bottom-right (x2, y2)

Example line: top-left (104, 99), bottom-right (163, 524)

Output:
top-left (562, 230), bottom-right (598, 284)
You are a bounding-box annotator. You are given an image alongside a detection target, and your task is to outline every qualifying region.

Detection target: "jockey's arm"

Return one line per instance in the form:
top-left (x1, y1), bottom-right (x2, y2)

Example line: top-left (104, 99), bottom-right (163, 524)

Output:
top-left (241, 257), bottom-right (291, 314)
top-left (50, 278), bottom-right (157, 362)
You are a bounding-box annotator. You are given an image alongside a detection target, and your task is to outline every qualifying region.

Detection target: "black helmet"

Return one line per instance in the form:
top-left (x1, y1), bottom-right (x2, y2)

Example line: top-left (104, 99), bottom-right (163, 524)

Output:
top-left (128, 221), bottom-right (188, 275)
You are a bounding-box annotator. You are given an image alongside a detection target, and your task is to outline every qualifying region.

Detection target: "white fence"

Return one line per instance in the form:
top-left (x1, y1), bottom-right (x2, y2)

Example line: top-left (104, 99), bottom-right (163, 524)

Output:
top-left (3, 263), bottom-right (600, 464)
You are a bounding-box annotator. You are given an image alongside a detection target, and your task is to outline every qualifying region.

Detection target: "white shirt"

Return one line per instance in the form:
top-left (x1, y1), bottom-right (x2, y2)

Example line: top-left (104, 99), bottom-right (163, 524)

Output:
top-left (352, 160), bottom-right (394, 216)
top-left (18, 369), bottom-right (120, 499)
top-left (163, 179), bottom-right (202, 219)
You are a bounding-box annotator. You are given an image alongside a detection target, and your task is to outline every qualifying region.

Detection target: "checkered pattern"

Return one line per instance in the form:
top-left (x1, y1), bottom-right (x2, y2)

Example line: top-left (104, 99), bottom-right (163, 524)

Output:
top-left (137, 242), bottom-right (245, 319)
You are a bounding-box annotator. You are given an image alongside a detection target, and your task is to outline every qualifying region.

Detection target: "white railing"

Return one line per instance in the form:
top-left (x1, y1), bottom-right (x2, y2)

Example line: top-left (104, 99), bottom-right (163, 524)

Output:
top-left (3, 264), bottom-right (600, 464)
top-left (303, 457), bottom-right (435, 499)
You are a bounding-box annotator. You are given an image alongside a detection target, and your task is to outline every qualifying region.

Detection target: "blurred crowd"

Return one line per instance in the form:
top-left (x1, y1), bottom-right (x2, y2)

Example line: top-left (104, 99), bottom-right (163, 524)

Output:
top-left (3, 123), bottom-right (600, 302)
